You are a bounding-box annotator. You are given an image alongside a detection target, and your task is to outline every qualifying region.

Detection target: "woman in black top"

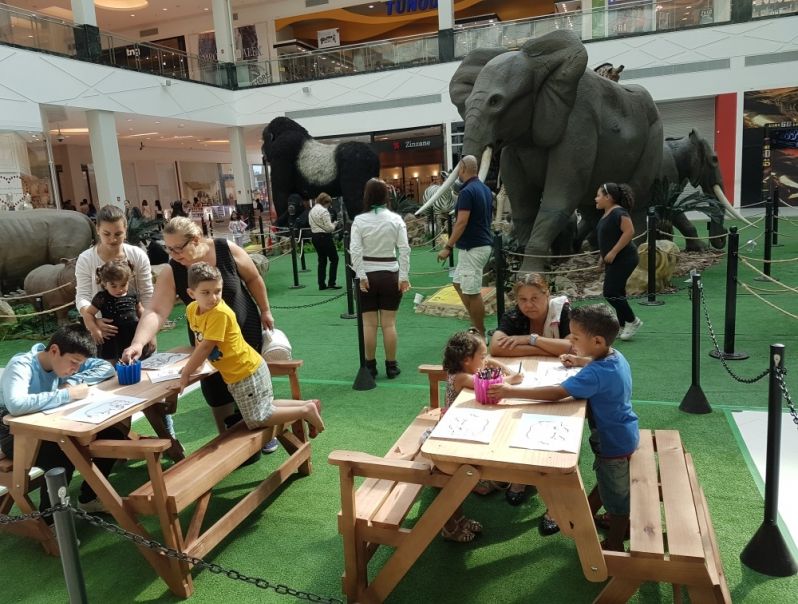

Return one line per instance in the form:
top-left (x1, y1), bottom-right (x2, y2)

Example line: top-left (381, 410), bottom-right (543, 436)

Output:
top-left (121, 216), bottom-right (275, 434)
top-left (595, 182), bottom-right (642, 340)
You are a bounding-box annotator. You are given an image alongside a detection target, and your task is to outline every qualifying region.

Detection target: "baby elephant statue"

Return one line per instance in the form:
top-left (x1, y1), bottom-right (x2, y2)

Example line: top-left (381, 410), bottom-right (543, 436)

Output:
top-left (23, 258), bottom-right (77, 325)
top-left (626, 240), bottom-right (679, 295)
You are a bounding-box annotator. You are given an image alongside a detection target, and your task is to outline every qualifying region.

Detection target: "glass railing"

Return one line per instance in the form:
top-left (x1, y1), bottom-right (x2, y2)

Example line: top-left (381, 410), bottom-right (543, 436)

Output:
top-left (237, 32), bottom-right (439, 87)
top-left (0, 3), bottom-right (80, 57)
top-left (752, 0), bottom-right (798, 18)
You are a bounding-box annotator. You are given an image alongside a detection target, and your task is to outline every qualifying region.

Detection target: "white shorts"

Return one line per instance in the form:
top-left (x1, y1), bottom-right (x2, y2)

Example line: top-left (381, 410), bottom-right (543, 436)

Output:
top-left (453, 245), bottom-right (491, 295)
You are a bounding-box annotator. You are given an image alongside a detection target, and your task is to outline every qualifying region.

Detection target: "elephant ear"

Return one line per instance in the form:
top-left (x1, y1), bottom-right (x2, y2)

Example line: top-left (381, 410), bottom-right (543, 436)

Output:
top-left (449, 48), bottom-right (509, 119)
top-left (521, 31), bottom-right (588, 148)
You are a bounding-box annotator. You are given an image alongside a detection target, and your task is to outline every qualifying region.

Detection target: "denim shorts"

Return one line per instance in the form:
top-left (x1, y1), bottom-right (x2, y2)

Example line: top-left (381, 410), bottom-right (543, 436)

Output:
top-left (453, 245), bottom-right (491, 295)
top-left (593, 455), bottom-right (631, 516)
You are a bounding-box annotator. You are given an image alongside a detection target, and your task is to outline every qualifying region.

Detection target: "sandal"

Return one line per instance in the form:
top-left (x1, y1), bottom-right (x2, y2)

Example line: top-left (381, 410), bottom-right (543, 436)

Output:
top-left (472, 479), bottom-right (497, 496)
top-left (455, 516), bottom-right (483, 534)
top-left (441, 523), bottom-right (475, 543)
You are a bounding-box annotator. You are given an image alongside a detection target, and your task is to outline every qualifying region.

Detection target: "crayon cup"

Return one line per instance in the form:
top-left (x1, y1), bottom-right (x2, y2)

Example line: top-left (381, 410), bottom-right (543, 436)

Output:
top-left (473, 373), bottom-right (504, 405)
top-left (116, 360), bottom-right (142, 385)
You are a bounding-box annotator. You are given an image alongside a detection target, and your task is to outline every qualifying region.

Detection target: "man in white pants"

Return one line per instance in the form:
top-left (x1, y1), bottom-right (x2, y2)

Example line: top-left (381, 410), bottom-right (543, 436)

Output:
top-left (437, 155), bottom-right (493, 336)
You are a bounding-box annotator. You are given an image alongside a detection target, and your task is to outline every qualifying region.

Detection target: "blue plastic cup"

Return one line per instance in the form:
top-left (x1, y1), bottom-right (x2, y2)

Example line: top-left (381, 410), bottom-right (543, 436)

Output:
top-left (116, 360), bottom-right (142, 385)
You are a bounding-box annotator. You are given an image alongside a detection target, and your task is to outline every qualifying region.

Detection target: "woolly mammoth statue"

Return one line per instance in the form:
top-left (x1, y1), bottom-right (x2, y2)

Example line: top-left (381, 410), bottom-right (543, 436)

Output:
top-left (262, 117), bottom-right (380, 221)
top-left (660, 129), bottom-right (751, 251)
top-left (0, 210), bottom-right (94, 289)
top-left (418, 31), bottom-right (663, 272)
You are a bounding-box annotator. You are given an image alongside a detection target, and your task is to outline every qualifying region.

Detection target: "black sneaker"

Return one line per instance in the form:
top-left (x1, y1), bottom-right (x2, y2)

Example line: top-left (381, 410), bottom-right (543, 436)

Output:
top-left (327, 284), bottom-right (342, 289)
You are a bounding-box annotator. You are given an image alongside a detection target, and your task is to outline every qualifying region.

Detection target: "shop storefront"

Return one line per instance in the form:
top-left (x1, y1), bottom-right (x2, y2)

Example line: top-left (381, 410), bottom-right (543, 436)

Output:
top-left (372, 126), bottom-right (444, 202)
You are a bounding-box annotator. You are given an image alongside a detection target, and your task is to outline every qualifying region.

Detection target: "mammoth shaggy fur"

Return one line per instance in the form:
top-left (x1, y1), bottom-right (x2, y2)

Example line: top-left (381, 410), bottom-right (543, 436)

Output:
top-left (262, 117), bottom-right (380, 220)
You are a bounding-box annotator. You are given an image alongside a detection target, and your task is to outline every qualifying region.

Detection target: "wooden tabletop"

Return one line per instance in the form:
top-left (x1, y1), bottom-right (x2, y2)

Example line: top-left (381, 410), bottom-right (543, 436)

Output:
top-left (3, 348), bottom-right (202, 438)
top-left (421, 357), bottom-right (586, 474)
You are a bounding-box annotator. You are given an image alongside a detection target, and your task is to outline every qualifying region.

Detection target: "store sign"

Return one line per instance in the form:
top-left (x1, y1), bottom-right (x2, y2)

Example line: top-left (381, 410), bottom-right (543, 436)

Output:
top-left (317, 28), bottom-right (340, 49)
top-left (386, 0), bottom-right (438, 16)
top-left (373, 135), bottom-right (443, 153)
top-left (126, 47), bottom-right (140, 57)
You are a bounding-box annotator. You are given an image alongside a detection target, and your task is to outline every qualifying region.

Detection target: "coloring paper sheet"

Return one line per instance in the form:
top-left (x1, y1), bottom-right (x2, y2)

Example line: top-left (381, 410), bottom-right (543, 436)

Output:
top-left (520, 361), bottom-right (581, 388)
top-left (141, 352), bottom-right (190, 370)
top-left (428, 407), bottom-right (502, 444)
top-left (148, 361), bottom-right (214, 383)
top-left (510, 414), bottom-right (584, 453)
top-left (43, 387), bottom-right (126, 415)
top-left (65, 392), bottom-right (146, 424)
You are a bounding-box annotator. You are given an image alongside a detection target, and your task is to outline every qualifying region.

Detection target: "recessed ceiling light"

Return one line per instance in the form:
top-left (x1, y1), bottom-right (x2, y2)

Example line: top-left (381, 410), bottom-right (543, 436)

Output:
top-left (130, 14), bottom-right (135, 17)
top-left (155, 121), bottom-right (160, 124)
top-left (369, 3), bottom-right (375, 7)
top-left (204, 7), bottom-right (209, 11)
top-left (162, 7), bottom-right (167, 10)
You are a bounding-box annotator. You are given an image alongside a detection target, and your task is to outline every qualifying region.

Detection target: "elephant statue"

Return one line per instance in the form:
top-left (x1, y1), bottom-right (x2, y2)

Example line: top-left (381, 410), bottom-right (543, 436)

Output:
top-left (659, 129), bottom-right (751, 251)
top-left (0, 210), bottom-right (95, 290)
top-left (261, 117), bottom-right (380, 222)
top-left (23, 257), bottom-right (77, 325)
top-left (418, 31), bottom-right (663, 272)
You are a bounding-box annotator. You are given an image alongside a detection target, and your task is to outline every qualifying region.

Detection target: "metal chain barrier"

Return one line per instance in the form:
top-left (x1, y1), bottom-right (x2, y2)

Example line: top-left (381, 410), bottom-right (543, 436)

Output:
top-left (774, 368), bottom-right (798, 429)
top-left (271, 291), bottom-right (347, 310)
top-left (699, 285), bottom-right (770, 384)
top-left (1, 505), bottom-right (342, 603)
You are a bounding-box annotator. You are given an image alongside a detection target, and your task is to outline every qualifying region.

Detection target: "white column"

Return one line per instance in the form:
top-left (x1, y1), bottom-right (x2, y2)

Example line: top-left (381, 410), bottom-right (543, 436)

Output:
top-left (264, 19), bottom-right (281, 84)
top-left (211, 0), bottom-right (236, 63)
top-left (438, 0), bottom-right (455, 30)
top-left (70, 0), bottom-right (97, 26)
top-left (86, 110), bottom-right (125, 208)
top-left (229, 126), bottom-right (251, 209)
top-left (39, 106), bottom-right (61, 209)
top-left (581, 0), bottom-right (593, 40)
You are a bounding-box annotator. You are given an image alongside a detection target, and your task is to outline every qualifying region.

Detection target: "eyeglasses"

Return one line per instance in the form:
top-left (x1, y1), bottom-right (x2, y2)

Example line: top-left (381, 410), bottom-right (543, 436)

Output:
top-left (165, 239), bottom-right (191, 254)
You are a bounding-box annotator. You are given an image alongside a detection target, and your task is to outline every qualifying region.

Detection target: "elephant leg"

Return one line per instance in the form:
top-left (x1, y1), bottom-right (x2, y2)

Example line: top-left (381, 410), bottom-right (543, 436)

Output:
top-left (672, 212), bottom-right (707, 251)
top-left (708, 219), bottom-right (728, 249)
top-left (574, 213), bottom-right (599, 251)
top-left (500, 148), bottom-right (542, 248)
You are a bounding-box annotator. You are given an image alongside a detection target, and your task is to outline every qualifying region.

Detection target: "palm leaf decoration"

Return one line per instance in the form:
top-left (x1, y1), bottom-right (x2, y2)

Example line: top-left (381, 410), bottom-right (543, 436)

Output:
top-left (650, 179), bottom-right (726, 226)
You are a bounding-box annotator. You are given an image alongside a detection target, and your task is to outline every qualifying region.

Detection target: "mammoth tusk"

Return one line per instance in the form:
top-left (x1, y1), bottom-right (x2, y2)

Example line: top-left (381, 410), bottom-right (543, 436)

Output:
top-left (713, 184), bottom-right (754, 227)
top-left (415, 163), bottom-right (460, 216)
top-left (478, 147), bottom-right (492, 182)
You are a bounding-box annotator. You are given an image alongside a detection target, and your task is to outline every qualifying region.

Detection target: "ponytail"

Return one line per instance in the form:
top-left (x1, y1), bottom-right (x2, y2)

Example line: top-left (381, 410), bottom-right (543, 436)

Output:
top-left (602, 182), bottom-right (635, 211)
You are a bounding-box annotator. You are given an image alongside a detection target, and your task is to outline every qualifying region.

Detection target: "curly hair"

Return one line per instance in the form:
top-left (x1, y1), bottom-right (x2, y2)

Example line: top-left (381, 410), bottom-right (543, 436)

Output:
top-left (601, 182), bottom-right (635, 211)
top-left (187, 262), bottom-right (222, 289)
top-left (442, 330), bottom-right (484, 374)
top-left (95, 259), bottom-right (133, 287)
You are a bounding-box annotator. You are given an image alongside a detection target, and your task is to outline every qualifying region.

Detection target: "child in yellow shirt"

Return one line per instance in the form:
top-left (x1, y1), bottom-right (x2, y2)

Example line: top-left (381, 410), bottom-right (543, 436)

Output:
top-left (175, 262), bottom-right (324, 437)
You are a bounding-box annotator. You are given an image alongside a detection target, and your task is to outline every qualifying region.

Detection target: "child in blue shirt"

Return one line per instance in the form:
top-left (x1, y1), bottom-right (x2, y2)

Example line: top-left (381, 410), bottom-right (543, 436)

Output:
top-left (0, 325), bottom-right (125, 515)
top-left (489, 304), bottom-right (639, 551)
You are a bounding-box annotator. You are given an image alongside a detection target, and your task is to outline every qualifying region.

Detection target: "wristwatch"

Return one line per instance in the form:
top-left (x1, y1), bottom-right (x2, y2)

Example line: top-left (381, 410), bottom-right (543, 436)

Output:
top-left (528, 333), bottom-right (539, 347)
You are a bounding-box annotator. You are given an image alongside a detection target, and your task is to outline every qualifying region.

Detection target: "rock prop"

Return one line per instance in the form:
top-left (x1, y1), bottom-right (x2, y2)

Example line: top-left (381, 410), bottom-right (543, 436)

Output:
top-left (249, 252), bottom-right (270, 282)
top-left (416, 285), bottom-right (498, 320)
top-left (626, 240), bottom-right (680, 295)
top-left (150, 264), bottom-right (169, 285)
top-left (0, 299), bottom-right (16, 326)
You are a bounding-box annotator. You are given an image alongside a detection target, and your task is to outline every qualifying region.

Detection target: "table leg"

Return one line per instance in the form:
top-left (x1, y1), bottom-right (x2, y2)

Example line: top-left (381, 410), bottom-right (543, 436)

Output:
top-left (59, 437), bottom-right (190, 597)
top-left (364, 465), bottom-right (480, 603)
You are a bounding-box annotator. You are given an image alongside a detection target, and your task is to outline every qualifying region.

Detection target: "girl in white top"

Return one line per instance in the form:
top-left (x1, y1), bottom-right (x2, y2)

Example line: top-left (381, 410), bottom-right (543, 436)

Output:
top-left (349, 179), bottom-right (411, 379)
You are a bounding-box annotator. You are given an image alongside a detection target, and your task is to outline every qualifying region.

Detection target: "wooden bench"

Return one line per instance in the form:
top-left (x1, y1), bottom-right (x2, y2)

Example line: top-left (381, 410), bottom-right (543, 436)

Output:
top-left (0, 453), bottom-right (55, 554)
top-left (594, 429), bottom-right (731, 603)
top-left (330, 407), bottom-right (450, 603)
top-left (418, 364), bottom-right (446, 410)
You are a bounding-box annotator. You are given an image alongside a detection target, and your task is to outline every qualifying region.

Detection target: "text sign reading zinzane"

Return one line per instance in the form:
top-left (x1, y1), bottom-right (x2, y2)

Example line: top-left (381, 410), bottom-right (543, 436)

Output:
top-left (387, 0), bottom-right (438, 16)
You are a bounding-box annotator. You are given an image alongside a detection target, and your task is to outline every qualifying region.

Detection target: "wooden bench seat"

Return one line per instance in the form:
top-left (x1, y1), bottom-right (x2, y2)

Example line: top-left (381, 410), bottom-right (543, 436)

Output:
top-left (418, 364), bottom-right (446, 410)
top-left (330, 407), bottom-right (446, 601)
top-left (595, 429), bottom-right (731, 603)
top-left (0, 454), bottom-right (54, 554)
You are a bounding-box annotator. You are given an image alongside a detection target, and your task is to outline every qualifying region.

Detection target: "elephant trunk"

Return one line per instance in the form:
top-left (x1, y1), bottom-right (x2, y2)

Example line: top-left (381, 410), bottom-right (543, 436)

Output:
top-left (415, 164), bottom-right (460, 216)
top-left (713, 184), bottom-right (754, 226)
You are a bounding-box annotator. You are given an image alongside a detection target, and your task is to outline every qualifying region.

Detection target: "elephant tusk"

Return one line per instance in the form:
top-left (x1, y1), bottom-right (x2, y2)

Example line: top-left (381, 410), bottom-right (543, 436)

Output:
top-left (478, 147), bottom-right (492, 182)
top-left (415, 163), bottom-right (460, 216)
top-left (713, 184), bottom-right (754, 227)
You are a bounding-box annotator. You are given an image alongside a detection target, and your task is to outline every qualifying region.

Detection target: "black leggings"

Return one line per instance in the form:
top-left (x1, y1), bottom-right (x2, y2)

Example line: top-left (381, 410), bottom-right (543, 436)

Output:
top-left (602, 251), bottom-right (638, 326)
top-left (311, 232), bottom-right (339, 288)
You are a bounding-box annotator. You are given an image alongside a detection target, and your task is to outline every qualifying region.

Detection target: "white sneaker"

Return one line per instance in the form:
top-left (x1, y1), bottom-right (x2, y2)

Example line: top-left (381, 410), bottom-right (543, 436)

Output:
top-left (619, 318), bottom-right (643, 341)
top-left (78, 498), bottom-right (107, 514)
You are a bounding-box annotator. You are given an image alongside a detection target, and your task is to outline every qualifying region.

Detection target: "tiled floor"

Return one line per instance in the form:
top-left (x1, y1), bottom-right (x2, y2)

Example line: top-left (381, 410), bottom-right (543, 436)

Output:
top-left (732, 410), bottom-right (798, 557)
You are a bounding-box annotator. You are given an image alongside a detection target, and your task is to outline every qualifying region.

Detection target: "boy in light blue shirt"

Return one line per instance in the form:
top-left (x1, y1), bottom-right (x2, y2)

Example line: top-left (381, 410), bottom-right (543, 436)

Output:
top-left (0, 325), bottom-right (124, 514)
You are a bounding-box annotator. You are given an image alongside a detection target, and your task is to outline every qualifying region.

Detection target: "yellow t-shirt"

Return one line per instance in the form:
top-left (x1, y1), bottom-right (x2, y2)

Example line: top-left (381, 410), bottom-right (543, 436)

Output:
top-left (186, 299), bottom-right (262, 384)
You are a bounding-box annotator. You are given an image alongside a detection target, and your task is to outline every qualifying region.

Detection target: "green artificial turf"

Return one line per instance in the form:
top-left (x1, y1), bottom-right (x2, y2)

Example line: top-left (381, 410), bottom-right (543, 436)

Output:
top-left (2, 216), bottom-right (798, 603)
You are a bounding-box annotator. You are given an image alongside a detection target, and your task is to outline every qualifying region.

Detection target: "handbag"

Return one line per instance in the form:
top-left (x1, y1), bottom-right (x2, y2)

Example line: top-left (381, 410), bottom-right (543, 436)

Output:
top-left (261, 328), bottom-right (292, 361)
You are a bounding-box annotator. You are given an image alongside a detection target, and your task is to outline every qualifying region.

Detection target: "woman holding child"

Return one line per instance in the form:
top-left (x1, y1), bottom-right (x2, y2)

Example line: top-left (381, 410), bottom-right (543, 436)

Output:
top-left (489, 272), bottom-right (571, 531)
top-left (121, 217), bottom-right (277, 441)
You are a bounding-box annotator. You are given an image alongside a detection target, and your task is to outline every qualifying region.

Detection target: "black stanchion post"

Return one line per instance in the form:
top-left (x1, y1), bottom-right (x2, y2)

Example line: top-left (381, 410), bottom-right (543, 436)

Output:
top-left (756, 200), bottom-right (774, 281)
top-left (430, 212), bottom-right (436, 249)
top-left (201, 215), bottom-right (208, 237)
top-left (679, 271), bottom-right (712, 414)
top-left (740, 344), bottom-right (798, 577)
top-left (352, 277), bottom-right (376, 390)
top-left (493, 231), bottom-right (505, 329)
top-left (710, 227), bottom-right (748, 361)
top-left (772, 187), bottom-right (781, 247)
top-left (258, 214), bottom-right (266, 255)
top-left (208, 214), bottom-right (214, 237)
top-left (45, 468), bottom-right (88, 604)
top-left (341, 230), bottom-right (356, 320)
top-left (446, 212), bottom-right (454, 268)
top-left (288, 227), bottom-right (304, 289)
top-left (640, 208), bottom-right (664, 307)
top-left (298, 228), bottom-right (309, 272)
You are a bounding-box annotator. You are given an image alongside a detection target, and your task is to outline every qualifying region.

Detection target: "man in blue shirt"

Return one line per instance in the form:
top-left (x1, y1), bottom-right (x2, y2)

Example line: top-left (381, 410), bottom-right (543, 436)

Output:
top-left (437, 155), bottom-right (494, 335)
top-left (0, 325), bottom-right (124, 515)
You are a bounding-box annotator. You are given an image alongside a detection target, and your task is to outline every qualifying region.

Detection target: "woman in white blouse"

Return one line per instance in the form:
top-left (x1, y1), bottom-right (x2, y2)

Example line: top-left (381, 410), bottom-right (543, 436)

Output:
top-left (350, 179), bottom-right (411, 379)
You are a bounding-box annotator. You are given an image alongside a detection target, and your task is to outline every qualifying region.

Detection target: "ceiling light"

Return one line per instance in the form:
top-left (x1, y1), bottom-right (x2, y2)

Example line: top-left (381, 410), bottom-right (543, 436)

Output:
top-left (162, 7), bottom-right (167, 10)
top-left (369, 3), bottom-right (375, 7)
top-left (95, 0), bottom-right (149, 11)
top-left (123, 132), bottom-right (159, 138)
top-left (49, 128), bottom-right (89, 134)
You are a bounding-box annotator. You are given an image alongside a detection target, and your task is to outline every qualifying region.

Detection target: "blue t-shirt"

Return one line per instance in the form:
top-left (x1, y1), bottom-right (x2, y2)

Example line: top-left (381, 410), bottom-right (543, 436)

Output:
top-left (455, 177), bottom-right (493, 250)
top-left (561, 349), bottom-right (638, 457)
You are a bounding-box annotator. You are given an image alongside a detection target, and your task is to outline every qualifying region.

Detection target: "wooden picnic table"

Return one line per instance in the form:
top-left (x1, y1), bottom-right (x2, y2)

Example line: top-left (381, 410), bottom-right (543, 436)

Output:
top-left (3, 348), bottom-right (312, 598)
